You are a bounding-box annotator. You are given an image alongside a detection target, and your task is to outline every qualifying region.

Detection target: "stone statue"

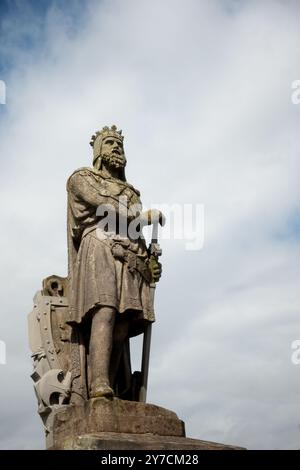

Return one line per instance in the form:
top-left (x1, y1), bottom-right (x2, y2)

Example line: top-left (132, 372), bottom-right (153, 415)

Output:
top-left (28, 125), bottom-right (243, 450)
top-left (66, 125), bottom-right (163, 402)
top-left (28, 125), bottom-right (165, 445)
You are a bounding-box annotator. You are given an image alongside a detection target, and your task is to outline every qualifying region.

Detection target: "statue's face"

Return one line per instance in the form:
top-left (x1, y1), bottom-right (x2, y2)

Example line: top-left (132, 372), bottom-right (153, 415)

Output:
top-left (101, 136), bottom-right (126, 170)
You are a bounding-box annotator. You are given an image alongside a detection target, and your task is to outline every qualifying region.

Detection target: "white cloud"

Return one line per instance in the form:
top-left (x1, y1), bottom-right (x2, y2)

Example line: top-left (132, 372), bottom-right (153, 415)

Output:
top-left (0, 0), bottom-right (300, 449)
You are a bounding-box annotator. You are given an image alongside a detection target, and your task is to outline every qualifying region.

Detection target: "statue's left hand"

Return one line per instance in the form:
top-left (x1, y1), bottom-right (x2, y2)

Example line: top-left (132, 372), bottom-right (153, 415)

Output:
top-left (149, 256), bottom-right (162, 283)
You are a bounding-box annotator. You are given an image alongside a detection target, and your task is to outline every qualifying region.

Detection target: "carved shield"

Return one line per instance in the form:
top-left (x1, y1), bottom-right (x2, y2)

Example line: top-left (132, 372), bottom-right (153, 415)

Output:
top-left (28, 276), bottom-right (72, 413)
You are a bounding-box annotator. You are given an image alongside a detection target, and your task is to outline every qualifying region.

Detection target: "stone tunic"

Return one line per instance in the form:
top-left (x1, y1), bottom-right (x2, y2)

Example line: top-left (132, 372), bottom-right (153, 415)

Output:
top-left (67, 168), bottom-right (155, 333)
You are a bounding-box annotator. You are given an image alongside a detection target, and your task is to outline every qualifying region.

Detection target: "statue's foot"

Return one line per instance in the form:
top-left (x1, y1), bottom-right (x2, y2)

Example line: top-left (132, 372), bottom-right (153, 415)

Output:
top-left (90, 382), bottom-right (114, 398)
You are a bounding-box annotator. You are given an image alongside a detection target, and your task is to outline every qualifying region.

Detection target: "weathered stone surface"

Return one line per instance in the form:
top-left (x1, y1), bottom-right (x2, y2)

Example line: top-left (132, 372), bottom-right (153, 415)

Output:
top-left (29, 126), bottom-right (166, 444)
top-left (51, 397), bottom-right (185, 449)
top-left (55, 432), bottom-right (245, 450)
top-left (66, 125), bottom-right (164, 403)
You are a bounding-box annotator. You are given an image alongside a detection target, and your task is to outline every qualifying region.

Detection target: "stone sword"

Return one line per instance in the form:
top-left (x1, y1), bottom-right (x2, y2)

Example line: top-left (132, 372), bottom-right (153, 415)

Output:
top-left (139, 211), bottom-right (165, 403)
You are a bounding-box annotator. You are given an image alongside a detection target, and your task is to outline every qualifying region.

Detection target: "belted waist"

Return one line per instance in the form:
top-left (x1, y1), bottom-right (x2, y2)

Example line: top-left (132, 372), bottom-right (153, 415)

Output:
top-left (83, 226), bottom-right (152, 284)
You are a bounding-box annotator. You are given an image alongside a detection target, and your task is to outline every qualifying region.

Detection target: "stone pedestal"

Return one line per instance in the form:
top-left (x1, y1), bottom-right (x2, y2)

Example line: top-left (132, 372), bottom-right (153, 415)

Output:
top-left (59, 433), bottom-right (243, 450)
top-left (49, 398), bottom-right (244, 450)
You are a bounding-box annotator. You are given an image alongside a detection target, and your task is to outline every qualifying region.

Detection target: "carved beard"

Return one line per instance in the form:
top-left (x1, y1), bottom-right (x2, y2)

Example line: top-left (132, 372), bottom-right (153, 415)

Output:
top-left (101, 152), bottom-right (126, 170)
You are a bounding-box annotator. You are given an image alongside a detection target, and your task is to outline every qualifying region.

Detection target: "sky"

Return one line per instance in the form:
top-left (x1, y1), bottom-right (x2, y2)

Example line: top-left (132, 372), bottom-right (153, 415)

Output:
top-left (0, 0), bottom-right (300, 450)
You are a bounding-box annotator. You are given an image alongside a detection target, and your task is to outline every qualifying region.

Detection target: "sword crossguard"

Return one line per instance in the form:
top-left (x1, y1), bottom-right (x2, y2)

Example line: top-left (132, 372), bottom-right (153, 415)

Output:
top-left (150, 242), bottom-right (162, 258)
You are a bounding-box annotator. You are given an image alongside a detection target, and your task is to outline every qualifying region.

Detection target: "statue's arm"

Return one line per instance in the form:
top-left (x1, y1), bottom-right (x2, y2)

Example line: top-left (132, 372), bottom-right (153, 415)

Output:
top-left (68, 171), bottom-right (135, 219)
top-left (68, 171), bottom-right (108, 206)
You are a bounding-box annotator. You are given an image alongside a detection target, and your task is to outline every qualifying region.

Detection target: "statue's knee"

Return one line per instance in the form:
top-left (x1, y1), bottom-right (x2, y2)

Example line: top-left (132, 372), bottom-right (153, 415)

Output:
top-left (93, 306), bottom-right (115, 326)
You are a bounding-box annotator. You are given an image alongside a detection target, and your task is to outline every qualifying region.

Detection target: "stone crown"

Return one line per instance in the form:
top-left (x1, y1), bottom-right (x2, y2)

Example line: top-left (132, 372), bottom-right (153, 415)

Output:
top-left (90, 125), bottom-right (124, 148)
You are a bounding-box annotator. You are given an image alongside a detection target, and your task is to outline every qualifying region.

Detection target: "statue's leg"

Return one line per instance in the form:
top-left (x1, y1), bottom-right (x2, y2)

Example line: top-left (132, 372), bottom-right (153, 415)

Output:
top-left (89, 306), bottom-right (116, 398)
top-left (109, 317), bottom-right (129, 389)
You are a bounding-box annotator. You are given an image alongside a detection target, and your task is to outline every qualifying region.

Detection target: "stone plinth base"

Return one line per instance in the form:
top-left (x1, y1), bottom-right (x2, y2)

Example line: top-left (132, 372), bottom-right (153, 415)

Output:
top-left (50, 398), bottom-right (185, 449)
top-left (49, 398), bottom-right (244, 450)
top-left (59, 432), bottom-right (244, 450)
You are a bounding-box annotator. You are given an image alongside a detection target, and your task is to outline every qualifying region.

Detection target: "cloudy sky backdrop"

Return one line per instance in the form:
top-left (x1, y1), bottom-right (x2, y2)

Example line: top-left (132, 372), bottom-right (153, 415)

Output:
top-left (0, 0), bottom-right (300, 449)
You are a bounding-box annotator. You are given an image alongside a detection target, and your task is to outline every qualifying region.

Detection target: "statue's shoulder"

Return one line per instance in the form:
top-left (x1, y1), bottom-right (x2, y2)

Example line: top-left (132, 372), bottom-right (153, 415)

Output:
top-left (125, 182), bottom-right (141, 197)
top-left (67, 167), bottom-right (103, 189)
